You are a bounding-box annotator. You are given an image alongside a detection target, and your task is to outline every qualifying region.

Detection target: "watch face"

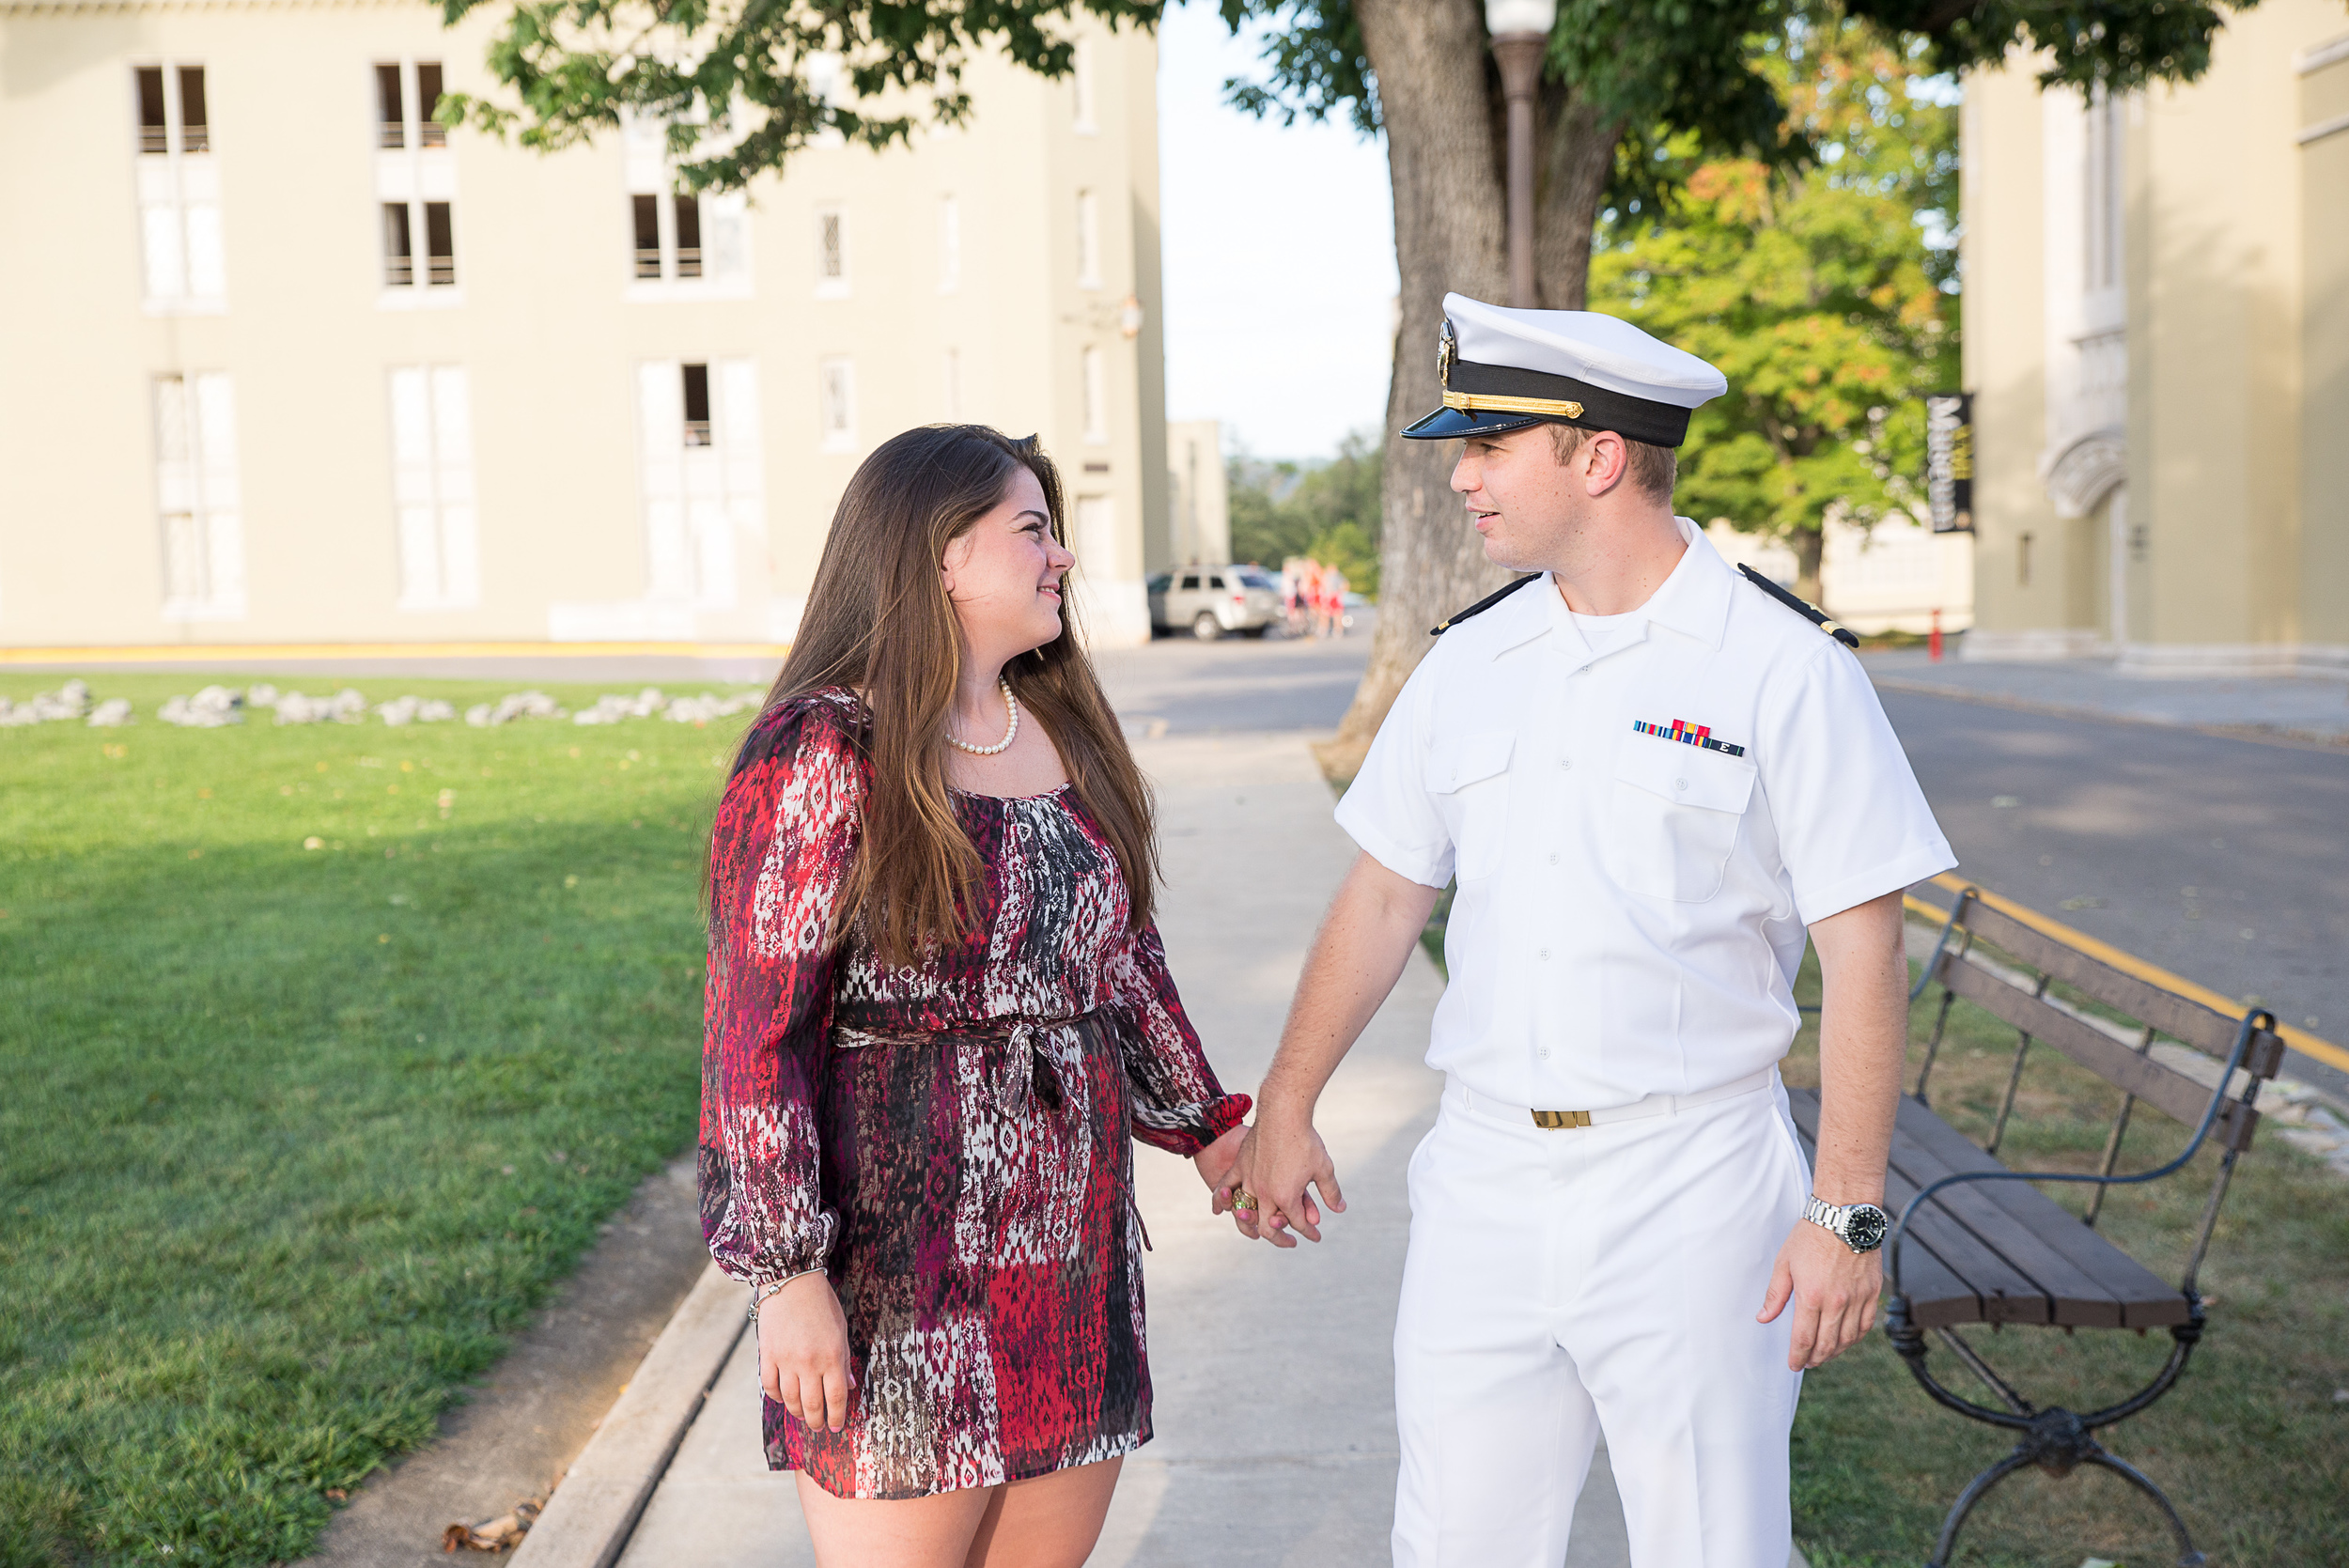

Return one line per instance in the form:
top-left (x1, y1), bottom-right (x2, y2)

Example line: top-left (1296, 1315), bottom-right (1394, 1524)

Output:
top-left (1844, 1203), bottom-right (1890, 1252)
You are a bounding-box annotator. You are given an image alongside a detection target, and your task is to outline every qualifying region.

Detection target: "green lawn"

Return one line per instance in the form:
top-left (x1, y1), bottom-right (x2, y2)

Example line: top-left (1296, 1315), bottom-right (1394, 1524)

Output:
top-left (0, 674), bottom-right (757, 1568)
top-left (1782, 939), bottom-right (2349, 1567)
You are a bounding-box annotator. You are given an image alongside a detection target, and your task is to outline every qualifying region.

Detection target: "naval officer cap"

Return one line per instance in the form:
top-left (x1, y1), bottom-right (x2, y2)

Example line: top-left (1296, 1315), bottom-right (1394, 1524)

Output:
top-left (1402, 292), bottom-right (1729, 448)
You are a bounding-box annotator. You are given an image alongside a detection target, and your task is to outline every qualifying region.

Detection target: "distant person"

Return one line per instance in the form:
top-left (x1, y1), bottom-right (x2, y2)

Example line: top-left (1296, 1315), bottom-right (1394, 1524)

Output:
top-left (702, 425), bottom-right (1249, 1567)
top-left (1221, 297), bottom-right (1952, 1567)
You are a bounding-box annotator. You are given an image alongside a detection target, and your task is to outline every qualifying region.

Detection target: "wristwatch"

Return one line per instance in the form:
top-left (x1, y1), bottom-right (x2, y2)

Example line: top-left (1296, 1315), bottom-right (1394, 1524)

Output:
top-left (1804, 1195), bottom-right (1890, 1254)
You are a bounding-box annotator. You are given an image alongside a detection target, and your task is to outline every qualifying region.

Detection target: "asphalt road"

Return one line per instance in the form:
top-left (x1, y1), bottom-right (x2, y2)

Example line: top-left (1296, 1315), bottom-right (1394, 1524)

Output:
top-left (1093, 622), bottom-right (2349, 1100)
top-left (1879, 689), bottom-right (2349, 1101)
top-left (1092, 615), bottom-right (1378, 733)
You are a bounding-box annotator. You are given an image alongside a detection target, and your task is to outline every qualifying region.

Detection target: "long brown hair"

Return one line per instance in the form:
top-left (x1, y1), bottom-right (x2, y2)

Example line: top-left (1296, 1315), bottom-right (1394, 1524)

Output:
top-left (740, 424), bottom-right (1158, 965)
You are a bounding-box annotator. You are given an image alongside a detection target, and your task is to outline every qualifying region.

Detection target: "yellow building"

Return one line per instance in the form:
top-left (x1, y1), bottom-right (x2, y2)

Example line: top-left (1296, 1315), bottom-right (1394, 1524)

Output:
top-left (1960, 2), bottom-right (2349, 670)
top-left (0, 3), bottom-right (1169, 652)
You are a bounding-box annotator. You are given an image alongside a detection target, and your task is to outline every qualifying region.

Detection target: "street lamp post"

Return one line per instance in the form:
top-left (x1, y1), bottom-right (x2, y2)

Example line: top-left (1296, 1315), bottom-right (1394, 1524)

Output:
top-left (1486, 0), bottom-right (1557, 308)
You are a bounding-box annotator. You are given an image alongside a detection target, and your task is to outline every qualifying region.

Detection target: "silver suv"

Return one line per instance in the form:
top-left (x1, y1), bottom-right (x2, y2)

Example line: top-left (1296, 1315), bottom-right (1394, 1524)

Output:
top-left (1148, 566), bottom-right (1284, 640)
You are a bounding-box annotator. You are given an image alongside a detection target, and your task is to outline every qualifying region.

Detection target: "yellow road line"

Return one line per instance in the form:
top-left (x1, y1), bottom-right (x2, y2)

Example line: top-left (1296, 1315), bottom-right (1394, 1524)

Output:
top-left (1906, 873), bottom-right (2349, 1076)
top-left (0, 642), bottom-right (788, 665)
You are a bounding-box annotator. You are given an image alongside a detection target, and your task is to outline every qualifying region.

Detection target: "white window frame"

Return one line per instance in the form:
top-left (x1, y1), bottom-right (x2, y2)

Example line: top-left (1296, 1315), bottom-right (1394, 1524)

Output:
top-left (1081, 346), bottom-right (1109, 445)
top-left (133, 62), bottom-right (225, 314)
top-left (375, 57), bottom-right (462, 310)
top-left (388, 365), bottom-right (479, 611)
top-left (635, 358), bottom-right (759, 608)
top-left (819, 357), bottom-right (857, 453)
top-left (1076, 189), bottom-right (1102, 289)
top-left (153, 372), bottom-right (245, 620)
top-left (815, 205), bottom-right (849, 298)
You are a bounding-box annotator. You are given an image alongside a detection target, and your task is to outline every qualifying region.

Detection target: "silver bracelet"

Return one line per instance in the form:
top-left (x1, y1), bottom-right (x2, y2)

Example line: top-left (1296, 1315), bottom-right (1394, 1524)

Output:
top-left (747, 1266), bottom-right (828, 1323)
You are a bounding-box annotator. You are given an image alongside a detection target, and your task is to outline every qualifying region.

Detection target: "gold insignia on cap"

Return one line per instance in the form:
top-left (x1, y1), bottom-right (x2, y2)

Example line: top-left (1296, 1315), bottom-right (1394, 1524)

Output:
top-left (1440, 391), bottom-right (1586, 420)
top-left (1438, 321), bottom-right (1456, 390)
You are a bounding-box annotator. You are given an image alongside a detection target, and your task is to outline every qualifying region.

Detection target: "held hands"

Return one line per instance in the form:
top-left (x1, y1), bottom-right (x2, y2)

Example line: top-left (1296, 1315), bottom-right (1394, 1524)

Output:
top-left (1757, 1219), bottom-right (1883, 1370)
top-left (1209, 1114), bottom-right (1345, 1247)
top-left (756, 1272), bottom-right (855, 1432)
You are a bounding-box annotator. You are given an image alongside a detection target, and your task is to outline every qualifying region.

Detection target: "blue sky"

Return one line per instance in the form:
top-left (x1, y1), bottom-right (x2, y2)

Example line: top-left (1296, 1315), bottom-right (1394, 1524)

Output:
top-left (1154, 6), bottom-right (1397, 461)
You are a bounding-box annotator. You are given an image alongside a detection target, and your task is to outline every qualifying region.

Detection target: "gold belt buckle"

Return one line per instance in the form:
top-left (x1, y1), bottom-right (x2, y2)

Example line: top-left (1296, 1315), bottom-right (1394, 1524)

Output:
top-left (1531, 1109), bottom-right (1593, 1130)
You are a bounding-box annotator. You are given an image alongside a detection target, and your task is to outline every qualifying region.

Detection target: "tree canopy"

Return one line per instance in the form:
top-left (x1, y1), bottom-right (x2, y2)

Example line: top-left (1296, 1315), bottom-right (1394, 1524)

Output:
top-left (1228, 435), bottom-right (1385, 594)
top-left (1589, 16), bottom-right (1957, 600)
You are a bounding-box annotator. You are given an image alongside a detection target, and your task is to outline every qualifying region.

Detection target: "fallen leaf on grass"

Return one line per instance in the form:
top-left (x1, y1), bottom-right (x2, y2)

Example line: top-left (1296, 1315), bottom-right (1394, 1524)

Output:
top-left (326, 1488), bottom-right (348, 1502)
top-left (442, 1498), bottom-right (540, 1552)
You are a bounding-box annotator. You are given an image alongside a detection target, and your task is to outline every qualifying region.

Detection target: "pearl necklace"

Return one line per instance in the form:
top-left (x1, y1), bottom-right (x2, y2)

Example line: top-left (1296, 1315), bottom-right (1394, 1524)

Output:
top-left (947, 678), bottom-right (1019, 756)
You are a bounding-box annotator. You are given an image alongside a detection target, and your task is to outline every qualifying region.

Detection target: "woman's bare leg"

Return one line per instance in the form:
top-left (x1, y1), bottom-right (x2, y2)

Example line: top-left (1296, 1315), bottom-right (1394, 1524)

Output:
top-left (795, 1473), bottom-right (993, 1568)
top-left (964, 1456), bottom-right (1123, 1568)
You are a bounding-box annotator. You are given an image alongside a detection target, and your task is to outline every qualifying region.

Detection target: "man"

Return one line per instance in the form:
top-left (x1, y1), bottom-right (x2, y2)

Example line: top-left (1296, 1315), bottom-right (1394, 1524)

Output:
top-left (1224, 295), bottom-right (1956, 1566)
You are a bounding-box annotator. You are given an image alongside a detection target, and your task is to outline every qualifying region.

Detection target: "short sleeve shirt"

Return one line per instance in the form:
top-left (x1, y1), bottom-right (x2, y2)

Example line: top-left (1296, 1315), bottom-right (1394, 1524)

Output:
top-left (1335, 520), bottom-right (1956, 1110)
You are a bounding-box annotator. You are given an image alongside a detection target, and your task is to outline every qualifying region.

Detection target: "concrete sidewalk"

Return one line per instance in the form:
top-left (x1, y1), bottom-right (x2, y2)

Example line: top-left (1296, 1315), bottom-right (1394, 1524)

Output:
top-left (1864, 646), bottom-right (2349, 742)
top-left (599, 731), bottom-right (1674, 1567)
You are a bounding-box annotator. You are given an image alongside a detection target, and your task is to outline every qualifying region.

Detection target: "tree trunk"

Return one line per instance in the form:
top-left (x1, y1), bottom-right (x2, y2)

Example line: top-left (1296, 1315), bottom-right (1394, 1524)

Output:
top-left (1329, 9), bottom-right (1627, 764)
top-left (1330, 0), bottom-right (1510, 761)
top-left (1792, 526), bottom-right (1825, 608)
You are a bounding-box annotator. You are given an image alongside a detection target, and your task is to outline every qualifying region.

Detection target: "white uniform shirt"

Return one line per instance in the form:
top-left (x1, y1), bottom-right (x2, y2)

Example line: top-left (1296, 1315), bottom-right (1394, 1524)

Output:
top-left (1337, 520), bottom-right (1955, 1110)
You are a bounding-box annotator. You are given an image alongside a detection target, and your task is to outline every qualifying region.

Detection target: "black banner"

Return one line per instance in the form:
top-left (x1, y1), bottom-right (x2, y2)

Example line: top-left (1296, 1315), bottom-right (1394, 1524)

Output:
top-left (1925, 393), bottom-right (1973, 534)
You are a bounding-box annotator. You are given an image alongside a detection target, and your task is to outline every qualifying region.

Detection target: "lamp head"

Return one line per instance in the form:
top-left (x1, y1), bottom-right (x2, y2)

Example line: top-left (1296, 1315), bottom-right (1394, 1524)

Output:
top-left (1484, 0), bottom-right (1557, 37)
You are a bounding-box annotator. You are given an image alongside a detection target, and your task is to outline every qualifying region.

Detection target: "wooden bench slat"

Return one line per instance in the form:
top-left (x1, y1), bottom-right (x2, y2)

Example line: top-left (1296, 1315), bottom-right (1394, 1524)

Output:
top-left (1953, 897), bottom-right (2247, 1058)
top-left (1891, 1103), bottom-right (2193, 1329)
top-left (1789, 1090), bottom-right (2046, 1327)
top-left (1934, 955), bottom-right (2254, 1143)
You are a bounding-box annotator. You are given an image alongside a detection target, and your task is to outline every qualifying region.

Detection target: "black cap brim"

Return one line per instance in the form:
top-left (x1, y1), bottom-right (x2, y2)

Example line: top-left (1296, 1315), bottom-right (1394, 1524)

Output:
top-left (1399, 405), bottom-right (1548, 442)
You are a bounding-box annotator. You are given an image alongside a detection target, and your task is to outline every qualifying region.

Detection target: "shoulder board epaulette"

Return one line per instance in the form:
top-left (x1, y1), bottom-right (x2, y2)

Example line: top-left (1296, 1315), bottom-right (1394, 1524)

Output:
top-left (1429, 573), bottom-right (1539, 636)
top-left (1735, 564), bottom-right (1859, 648)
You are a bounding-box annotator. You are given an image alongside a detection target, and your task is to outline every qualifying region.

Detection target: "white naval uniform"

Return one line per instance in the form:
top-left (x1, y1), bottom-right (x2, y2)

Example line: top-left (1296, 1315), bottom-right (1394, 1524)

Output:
top-left (1336, 520), bottom-right (1954, 1568)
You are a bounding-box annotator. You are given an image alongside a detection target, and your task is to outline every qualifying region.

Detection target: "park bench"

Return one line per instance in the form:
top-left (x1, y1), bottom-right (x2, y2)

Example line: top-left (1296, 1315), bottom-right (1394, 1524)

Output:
top-left (1785, 883), bottom-right (2287, 1568)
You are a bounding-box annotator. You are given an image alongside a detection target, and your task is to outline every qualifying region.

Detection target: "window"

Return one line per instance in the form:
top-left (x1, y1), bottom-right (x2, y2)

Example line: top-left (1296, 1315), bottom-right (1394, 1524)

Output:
top-left (1071, 40), bottom-right (1097, 133)
top-left (133, 64), bottom-right (224, 310)
top-left (939, 195), bottom-right (960, 293)
top-left (681, 363), bottom-right (713, 447)
top-left (2083, 87), bottom-right (2123, 299)
top-left (153, 373), bottom-right (243, 619)
top-left (619, 116), bottom-right (751, 296)
top-left (415, 63), bottom-right (445, 147)
top-left (631, 194), bottom-right (661, 278)
top-left (1081, 346), bottom-right (1108, 444)
top-left (819, 357), bottom-right (856, 452)
top-left (388, 366), bottom-right (478, 610)
top-left (424, 202), bottom-right (455, 286)
top-left (635, 359), bottom-right (761, 606)
top-left (375, 64), bottom-right (403, 147)
top-left (1178, 573), bottom-right (1201, 591)
top-left (381, 203), bottom-right (412, 286)
top-left (672, 194), bottom-right (702, 278)
top-left (1076, 190), bottom-right (1101, 288)
top-left (816, 206), bottom-right (848, 296)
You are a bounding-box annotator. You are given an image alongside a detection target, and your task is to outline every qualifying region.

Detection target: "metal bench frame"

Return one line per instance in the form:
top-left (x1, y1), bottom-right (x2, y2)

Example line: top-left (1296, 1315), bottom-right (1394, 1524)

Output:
top-left (1887, 887), bottom-right (2284, 1568)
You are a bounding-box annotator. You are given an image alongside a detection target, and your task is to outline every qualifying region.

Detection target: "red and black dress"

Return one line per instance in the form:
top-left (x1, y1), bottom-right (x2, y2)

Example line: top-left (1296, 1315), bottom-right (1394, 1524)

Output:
top-left (699, 689), bottom-right (1249, 1499)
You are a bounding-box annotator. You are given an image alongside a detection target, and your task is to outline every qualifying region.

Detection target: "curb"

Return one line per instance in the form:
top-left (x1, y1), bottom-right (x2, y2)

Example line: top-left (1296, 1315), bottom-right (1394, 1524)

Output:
top-left (509, 1261), bottom-right (747, 1568)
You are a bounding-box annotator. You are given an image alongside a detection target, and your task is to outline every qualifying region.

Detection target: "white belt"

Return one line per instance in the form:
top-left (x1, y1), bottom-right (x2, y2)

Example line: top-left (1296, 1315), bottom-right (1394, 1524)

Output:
top-left (1447, 1066), bottom-right (1777, 1130)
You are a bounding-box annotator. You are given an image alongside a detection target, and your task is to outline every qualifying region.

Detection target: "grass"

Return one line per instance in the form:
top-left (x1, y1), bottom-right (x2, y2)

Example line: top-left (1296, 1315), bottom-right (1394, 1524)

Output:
top-left (1782, 938), bottom-right (2349, 1567)
top-left (0, 673), bottom-right (755, 1568)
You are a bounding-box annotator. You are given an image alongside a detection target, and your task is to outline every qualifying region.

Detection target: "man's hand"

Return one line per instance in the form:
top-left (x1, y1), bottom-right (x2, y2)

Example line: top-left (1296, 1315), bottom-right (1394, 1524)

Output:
top-left (1231, 1113), bottom-right (1345, 1246)
top-left (1758, 1220), bottom-right (1883, 1370)
top-left (757, 1272), bottom-right (854, 1431)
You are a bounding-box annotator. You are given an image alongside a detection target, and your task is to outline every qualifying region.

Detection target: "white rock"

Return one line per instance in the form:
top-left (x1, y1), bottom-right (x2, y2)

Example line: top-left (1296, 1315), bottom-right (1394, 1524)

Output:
top-left (86, 698), bottom-right (134, 727)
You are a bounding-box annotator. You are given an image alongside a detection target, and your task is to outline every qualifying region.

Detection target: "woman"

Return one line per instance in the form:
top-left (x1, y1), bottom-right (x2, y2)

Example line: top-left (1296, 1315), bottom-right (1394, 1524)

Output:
top-left (701, 425), bottom-right (1250, 1567)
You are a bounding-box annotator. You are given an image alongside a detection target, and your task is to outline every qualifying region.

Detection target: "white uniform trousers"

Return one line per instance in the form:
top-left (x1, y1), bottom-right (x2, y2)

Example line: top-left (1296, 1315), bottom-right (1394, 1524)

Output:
top-left (1392, 1071), bottom-right (1810, 1568)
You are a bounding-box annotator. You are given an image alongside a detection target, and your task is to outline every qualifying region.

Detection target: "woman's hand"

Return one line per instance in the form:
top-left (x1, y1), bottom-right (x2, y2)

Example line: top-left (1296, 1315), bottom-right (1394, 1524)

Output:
top-left (1194, 1123), bottom-right (1248, 1211)
top-left (756, 1272), bottom-right (855, 1433)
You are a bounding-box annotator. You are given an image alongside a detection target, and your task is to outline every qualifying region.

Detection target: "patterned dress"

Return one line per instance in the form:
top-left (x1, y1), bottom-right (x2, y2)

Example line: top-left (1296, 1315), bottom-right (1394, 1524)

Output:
top-left (700, 688), bottom-right (1250, 1499)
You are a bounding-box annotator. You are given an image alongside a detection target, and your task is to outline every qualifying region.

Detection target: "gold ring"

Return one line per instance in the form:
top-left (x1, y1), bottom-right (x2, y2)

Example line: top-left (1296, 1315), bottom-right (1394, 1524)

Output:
top-left (1230, 1188), bottom-right (1260, 1212)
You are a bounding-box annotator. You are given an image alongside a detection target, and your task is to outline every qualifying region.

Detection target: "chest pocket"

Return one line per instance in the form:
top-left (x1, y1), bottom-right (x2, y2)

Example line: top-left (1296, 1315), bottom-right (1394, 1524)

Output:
top-left (1424, 729), bottom-right (1514, 882)
top-left (1606, 739), bottom-right (1757, 902)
